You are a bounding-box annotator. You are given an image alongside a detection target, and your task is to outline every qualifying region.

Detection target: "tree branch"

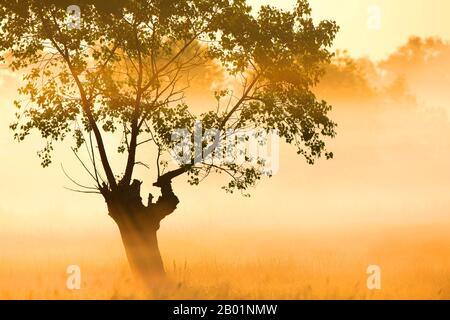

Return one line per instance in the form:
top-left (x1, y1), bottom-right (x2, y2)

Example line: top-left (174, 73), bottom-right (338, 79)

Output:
top-left (38, 8), bottom-right (118, 190)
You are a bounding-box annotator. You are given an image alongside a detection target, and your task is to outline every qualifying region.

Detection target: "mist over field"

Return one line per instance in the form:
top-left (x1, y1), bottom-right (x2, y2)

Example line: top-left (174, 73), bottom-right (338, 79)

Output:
top-left (1, 0), bottom-right (450, 300)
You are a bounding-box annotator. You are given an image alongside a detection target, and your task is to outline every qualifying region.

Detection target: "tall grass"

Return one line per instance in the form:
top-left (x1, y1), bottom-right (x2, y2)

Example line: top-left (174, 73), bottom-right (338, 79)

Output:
top-left (0, 225), bottom-right (449, 299)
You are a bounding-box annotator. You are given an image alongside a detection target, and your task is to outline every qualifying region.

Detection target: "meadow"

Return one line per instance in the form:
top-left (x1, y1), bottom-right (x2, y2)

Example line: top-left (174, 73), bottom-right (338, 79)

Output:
top-left (1, 224), bottom-right (449, 300)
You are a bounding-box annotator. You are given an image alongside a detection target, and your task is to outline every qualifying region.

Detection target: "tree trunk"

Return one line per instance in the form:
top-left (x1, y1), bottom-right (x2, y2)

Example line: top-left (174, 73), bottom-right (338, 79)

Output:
top-left (116, 213), bottom-right (165, 282)
top-left (102, 179), bottom-right (179, 286)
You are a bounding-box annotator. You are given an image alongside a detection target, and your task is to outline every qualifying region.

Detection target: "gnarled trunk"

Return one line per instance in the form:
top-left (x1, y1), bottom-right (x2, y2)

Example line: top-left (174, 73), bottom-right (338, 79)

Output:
top-left (102, 179), bottom-right (179, 285)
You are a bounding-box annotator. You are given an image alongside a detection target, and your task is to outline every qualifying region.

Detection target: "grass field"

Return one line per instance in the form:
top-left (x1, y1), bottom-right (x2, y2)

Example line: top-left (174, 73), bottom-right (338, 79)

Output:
top-left (0, 224), bottom-right (449, 299)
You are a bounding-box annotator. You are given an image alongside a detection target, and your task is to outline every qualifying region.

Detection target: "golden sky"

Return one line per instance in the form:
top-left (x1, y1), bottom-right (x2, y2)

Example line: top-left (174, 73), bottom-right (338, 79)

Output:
top-left (251, 0), bottom-right (450, 60)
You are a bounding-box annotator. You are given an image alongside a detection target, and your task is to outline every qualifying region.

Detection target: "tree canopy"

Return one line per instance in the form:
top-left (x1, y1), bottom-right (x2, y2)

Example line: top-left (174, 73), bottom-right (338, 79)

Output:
top-left (0, 0), bottom-right (338, 194)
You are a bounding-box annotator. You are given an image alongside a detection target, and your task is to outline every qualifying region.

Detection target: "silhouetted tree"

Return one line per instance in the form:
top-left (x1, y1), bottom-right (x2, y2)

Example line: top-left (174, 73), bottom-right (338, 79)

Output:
top-left (0, 0), bottom-right (338, 285)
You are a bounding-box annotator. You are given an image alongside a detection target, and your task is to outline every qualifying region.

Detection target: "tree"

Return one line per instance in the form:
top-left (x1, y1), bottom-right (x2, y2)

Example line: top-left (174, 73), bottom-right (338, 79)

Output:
top-left (314, 50), bottom-right (378, 102)
top-left (0, 0), bottom-right (338, 285)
